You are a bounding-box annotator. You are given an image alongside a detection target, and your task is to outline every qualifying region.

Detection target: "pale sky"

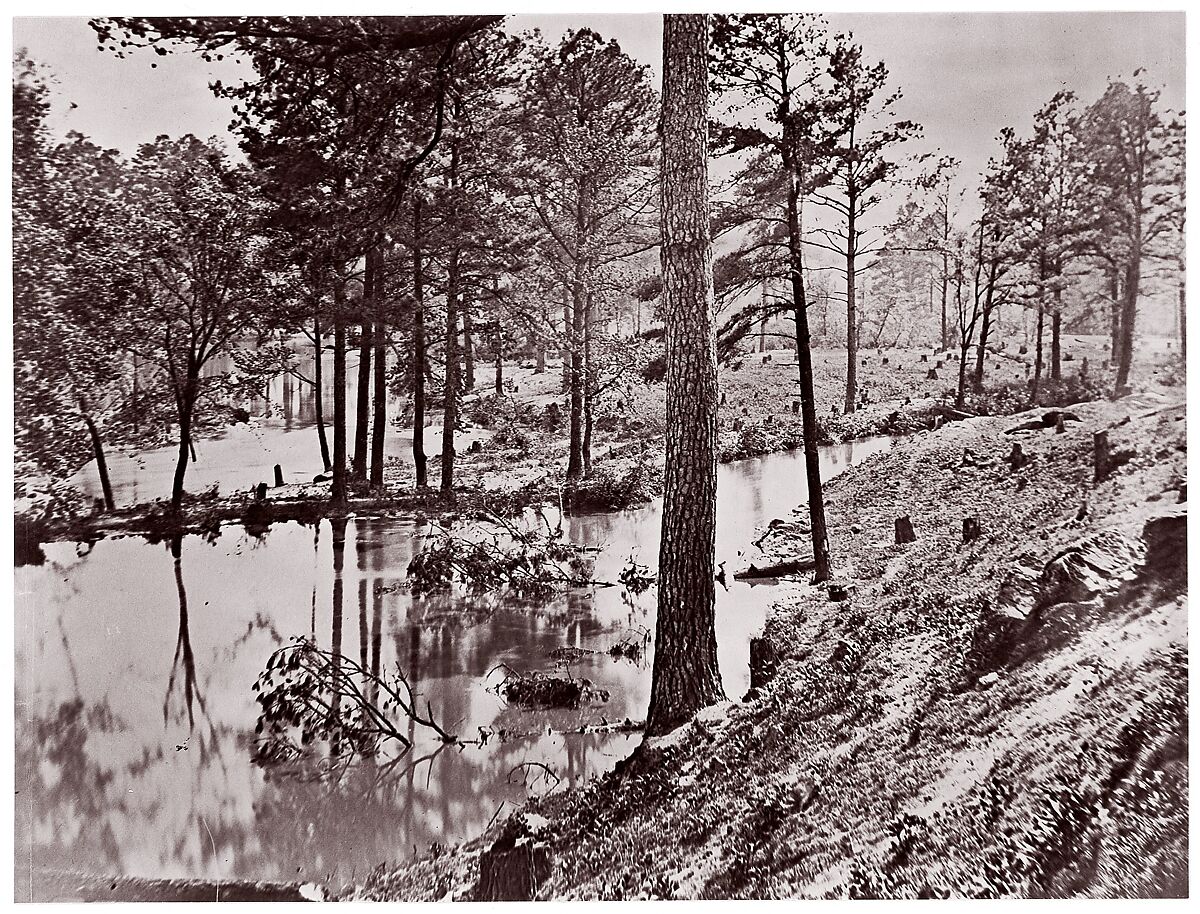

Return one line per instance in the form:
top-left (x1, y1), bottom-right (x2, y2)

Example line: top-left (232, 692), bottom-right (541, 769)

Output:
top-left (13, 10), bottom-right (1186, 193)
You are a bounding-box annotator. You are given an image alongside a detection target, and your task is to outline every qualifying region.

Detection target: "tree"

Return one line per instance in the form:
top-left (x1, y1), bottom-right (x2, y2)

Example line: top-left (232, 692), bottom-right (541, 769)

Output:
top-left (809, 37), bottom-right (920, 413)
top-left (13, 56), bottom-right (147, 508)
top-left (514, 28), bottom-right (658, 483)
top-left (1082, 77), bottom-right (1182, 395)
top-left (645, 12), bottom-right (726, 737)
top-left (123, 136), bottom-right (268, 511)
top-left (710, 13), bottom-right (835, 581)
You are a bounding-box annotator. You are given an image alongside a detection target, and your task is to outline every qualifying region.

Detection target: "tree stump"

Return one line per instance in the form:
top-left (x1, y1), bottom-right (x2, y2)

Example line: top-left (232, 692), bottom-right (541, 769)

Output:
top-left (926, 369), bottom-right (939, 380)
top-left (1008, 443), bottom-right (1029, 471)
top-left (255, 482), bottom-right (268, 501)
top-left (1080, 357), bottom-right (1089, 381)
top-left (273, 464), bottom-right (284, 487)
top-left (1055, 414), bottom-right (1066, 434)
top-left (1093, 431), bottom-right (1110, 481)
top-left (720, 392), bottom-right (727, 406)
top-left (1019, 344), bottom-right (1029, 355)
top-left (882, 357), bottom-right (889, 365)
top-left (749, 637), bottom-right (782, 691)
top-left (473, 816), bottom-right (553, 902)
top-left (920, 354), bottom-right (928, 363)
top-left (935, 361), bottom-right (944, 369)
top-left (792, 400), bottom-right (800, 414)
top-left (895, 516), bottom-right (917, 544)
top-left (762, 353), bottom-right (772, 364)
top-left (962, 516), bottom-right (982, 543)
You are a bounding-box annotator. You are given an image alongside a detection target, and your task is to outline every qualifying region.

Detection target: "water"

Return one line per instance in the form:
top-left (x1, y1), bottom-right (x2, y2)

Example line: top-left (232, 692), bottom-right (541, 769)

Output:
top-left (68, 350), bottom-right (488, 506)
top-left (15, 436), bottom-right (892, 895)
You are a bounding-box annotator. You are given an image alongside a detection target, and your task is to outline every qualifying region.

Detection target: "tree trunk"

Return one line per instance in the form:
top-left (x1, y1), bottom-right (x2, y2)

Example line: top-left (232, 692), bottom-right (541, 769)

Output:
top-left (170, 378), bottom-right (197, 512)
top-left (331, 281), bottom-right (348, 506)
top-left (783, 160), bottom-right (831, 580)
top-left (645, 13), bottom-right (726, 737)
top-left (566, 190), bottom-right (590, 483)
top-left (130, 350), bottom-right (139, 431)
top-left (1114, 255), bottom-right (1140, 395)
top-left (1032, 305), bottom-right (1045, 406)
top-left (313, 315), bottom-right (332, 471)
top-left (844, 233), bottom-right (858, 414)
top-left (352, 320), bottom-right (372, 481)
top-left (1109, 268), bottom-right (1122, 368)
top-left (494, 285), bottom-right (504, 398)
top-left (412, 200), bottom-right (428, 488)
top-left (463, 294), bottom-right (475, 388)
top-left (441, 246), bottom-right (461, 493)
top-left (1179, 278), bottom-right (1186, 359)
top-left (973, 307), bottom-right (992, 391)
top-left (582, 288), bottom-right (594, 474)
top-left (83, 412), bottom-right (115, 512)
top-left (1050, 286), bottom-right (1062, 383)
top-left (758, 278), bottom-right (768, 352)
top-left (369, 245), bottom-right (387, 488)
top-left (561, 287), bottom-right (571, 393)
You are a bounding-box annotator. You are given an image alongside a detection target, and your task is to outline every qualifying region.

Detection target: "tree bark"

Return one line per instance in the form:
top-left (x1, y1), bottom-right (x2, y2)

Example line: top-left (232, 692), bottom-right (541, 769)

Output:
top-left (313, 315), bottom-right (332, 471)
top-left (412, 200), bottom-right (429, 488)
top-left (463, 293), bottom-right (475, 388)
top-left (1051, 285), bottom-right (1063, 383)
top-left (645, 13), bottom-right (726, 737)
top-left (582, 288), bottom-right (594, 474)
top-left (1114, 254), bottom-right (1140, 395)
top-left (83, 412), bottom-right (115, 512)
top-left (352, 318), bottom-right (372, 481)
top-left (566, 188), bottom-right (591, 483)
top-left (369, 245), bottom-right (387, 488)
top-left (844, 211), bottom-right (858, 414)
top-left (170, 382), bottom-right (196, 512)
top-left (561, 288), bottom-right (572, 393)
top-left (1032, 304), bottom-right (1045, 406)
top-left (331, 279), bottom-right (348, 506)
top-left (441, 247), bottom-right (461, 493)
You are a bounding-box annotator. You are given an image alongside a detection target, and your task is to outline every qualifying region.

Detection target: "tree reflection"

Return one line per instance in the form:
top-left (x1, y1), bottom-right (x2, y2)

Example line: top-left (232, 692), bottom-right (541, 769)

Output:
top-left (162, 535), bottom-right (221, 763)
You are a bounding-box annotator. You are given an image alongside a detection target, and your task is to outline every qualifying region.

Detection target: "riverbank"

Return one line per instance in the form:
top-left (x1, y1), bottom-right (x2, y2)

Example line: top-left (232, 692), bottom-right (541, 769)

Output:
top-left (354, 390), bottom-right (1187, 900)
top-left (20, 343), bottom-right (1092, 550)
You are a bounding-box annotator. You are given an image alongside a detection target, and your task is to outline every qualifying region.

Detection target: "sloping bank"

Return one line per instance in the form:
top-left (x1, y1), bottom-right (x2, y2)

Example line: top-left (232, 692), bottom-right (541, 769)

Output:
top-left (354, 394), bottom-right (1187, 901)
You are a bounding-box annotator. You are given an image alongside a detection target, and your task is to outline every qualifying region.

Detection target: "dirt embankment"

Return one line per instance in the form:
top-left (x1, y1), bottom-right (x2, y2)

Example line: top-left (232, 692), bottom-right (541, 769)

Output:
top-left (356, 392), bottom-right (1187, 901)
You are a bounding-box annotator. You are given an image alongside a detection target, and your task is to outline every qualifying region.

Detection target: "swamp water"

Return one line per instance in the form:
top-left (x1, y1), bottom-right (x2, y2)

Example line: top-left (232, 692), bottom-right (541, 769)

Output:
top-left (16, 436), bottom-right (892, 895)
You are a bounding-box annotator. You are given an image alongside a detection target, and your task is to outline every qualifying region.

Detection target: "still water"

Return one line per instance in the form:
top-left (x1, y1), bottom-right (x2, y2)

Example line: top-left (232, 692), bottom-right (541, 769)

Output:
top-left (16, 437), bottom-right (891, 894)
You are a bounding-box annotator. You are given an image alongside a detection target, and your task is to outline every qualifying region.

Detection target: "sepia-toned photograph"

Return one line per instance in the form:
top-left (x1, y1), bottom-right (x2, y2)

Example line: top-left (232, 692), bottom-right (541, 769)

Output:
top-left (9, 5), bottom-right (1188, 902)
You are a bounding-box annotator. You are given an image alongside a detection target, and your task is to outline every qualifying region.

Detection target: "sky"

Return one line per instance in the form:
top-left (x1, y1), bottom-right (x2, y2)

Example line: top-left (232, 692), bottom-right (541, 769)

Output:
top-left (12, 9), bottom-right (1186, 194)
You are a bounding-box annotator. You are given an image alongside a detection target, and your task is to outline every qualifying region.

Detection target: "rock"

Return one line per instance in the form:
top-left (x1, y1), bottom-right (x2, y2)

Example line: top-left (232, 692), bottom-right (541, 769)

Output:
top-left (977, 672), bottom-right (999, 688)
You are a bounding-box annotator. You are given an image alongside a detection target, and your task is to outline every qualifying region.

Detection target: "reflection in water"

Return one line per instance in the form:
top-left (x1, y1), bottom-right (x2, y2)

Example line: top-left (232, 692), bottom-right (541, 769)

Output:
top-left (15, 437), bottom-right (893, 894)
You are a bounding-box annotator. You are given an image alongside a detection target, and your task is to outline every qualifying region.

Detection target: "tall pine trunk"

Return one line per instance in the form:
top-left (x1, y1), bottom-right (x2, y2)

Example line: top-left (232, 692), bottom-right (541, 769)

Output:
top-left (645, 12), bottom-right (725, 737)
top-left (462, 296), bottom-right (475, 388)
top-left (566, 189), bottom-right (590, 483)
top-left (411, 200), bottom-right (429, 488)
top-left (1050, 283), bottom-right (1063, 383)
top-left (844, 236), bottom-right (858, 413)
top-left (785, 166), bottom-right (831, 583)
top-left (582, 289), bottom-right (594, 473)
top-left (331, 279), bottom-right (348, 506)
top-left (1114, 254), bottom-right (1140, 395)
top-left (352, 320), bottom-right (372, 481)
top-left (313, 315), bottom-right (332, 471)
top-left (441, 246), bottom-right (460, 493)
top-left (369, 245), bottom-right (387, 488)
